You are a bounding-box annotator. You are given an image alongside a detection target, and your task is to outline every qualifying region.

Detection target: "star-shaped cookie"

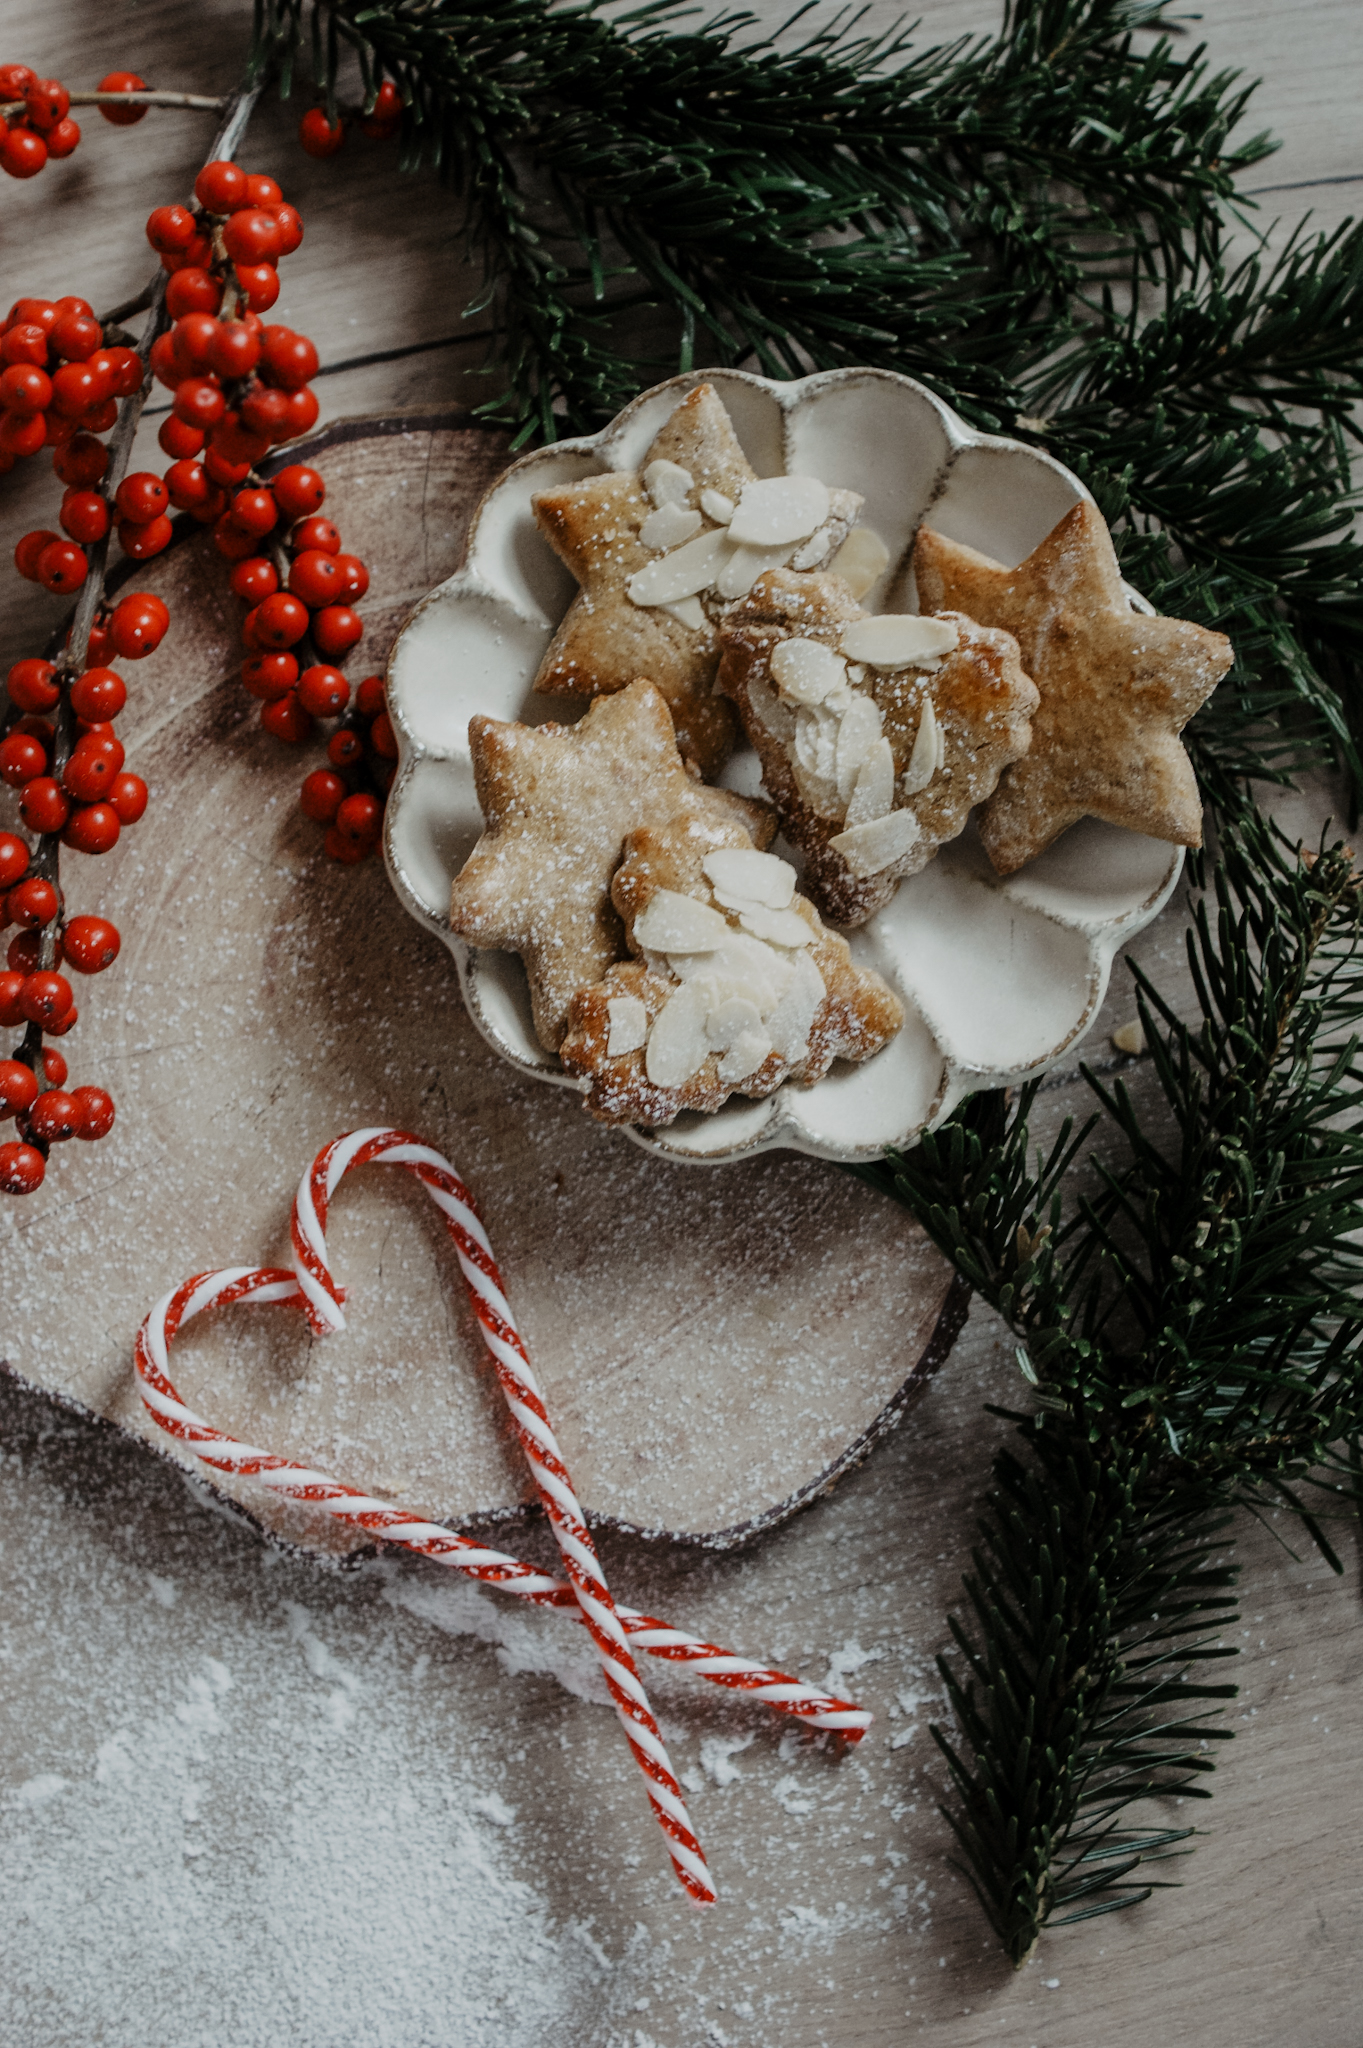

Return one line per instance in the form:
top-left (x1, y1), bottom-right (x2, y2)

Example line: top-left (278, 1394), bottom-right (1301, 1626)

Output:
top-left (718, 568), bottom-right (1038, 925)
top-left (531, 383), bottom-right (861, 777)
top-left (559, 813), bottom-right (904, 1126)
top-left (913, 499), bottom-right (1232, 874)
top-left (448, 679), bottom-right (774, 1053)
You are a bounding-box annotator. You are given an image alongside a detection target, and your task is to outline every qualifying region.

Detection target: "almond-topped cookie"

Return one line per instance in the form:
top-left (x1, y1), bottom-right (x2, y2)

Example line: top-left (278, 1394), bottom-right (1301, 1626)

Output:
top-left (559, 815), bottom-right (904, 1125)
top-left (529, 383), bottom-right (865, 776)
top-left (717, 568), bottom-right (1038, 925)
top-left (448, 679), bottom-right (774, 1053)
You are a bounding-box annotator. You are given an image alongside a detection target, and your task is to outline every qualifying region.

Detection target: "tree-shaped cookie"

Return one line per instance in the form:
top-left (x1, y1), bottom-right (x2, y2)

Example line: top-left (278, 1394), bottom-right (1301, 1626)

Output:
top-left (914, 500), bottom-right (1232, 873)
top-left (530, 382), bottom-right (863, 776)
top-left (448, 680), bottom-right (773, 1053)
top-left (559, 814), bottom-right (904, 1125)
top-left (717, 568), bottom-right (1038, 925)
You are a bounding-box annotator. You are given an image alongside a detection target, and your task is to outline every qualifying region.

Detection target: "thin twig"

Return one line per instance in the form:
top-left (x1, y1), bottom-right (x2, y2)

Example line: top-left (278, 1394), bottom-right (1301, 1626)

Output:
top-left (0, 91), bottom-right (228, 118)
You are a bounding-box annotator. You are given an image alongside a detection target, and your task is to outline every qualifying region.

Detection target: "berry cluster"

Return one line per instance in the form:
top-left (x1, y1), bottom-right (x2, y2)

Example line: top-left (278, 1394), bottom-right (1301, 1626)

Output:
top-left (0, 297), bottom-right (141, 480)
top-left (0, 65), bottom-right (148, 181)
top-left (297, 80), bottom-right (402, 159)
top-left (218, 462), bottom-right (391, 862)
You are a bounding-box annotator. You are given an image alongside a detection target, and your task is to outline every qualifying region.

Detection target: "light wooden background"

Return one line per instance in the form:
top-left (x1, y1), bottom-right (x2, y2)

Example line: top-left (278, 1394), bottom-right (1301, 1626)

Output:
top-left (1, 4), bottom-right (1362, 2045)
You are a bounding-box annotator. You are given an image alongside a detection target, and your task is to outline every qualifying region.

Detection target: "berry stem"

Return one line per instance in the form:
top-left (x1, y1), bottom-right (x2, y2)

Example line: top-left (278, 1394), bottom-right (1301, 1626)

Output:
top-left (0, 90), bottom-right (230, 118)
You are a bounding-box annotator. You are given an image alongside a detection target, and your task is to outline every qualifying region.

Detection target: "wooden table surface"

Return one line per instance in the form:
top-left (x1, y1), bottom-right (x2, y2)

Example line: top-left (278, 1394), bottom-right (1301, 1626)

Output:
top-left (1, 5), bottom-right (1361, 2045)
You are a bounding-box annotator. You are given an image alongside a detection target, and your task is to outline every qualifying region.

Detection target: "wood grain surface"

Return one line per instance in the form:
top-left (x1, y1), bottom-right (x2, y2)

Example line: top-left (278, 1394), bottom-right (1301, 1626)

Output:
top-left (0, 6), bottom-right (1361, 2046)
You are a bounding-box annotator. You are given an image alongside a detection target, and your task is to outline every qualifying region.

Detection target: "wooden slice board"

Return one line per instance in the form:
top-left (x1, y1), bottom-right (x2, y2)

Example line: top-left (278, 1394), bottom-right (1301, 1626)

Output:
top-left (0, 412), bottom-right (966, 1560)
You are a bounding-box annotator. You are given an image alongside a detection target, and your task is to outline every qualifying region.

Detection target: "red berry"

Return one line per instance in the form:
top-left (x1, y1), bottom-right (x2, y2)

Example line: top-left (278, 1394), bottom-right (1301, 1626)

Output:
top-left (41, 1047), bottom-right (66, 1084)
top-left (370, 710), bottom-right (398, 760)
top-left (50, 311), bottom-right (100, 362)
top-left (46, 116), bottom-right (80, 158)
top-left (0, 1140), bottom-right (45, 1192)
top-left (173, 375), bottom-right (225, 428)
top-left (324, 826), bottom-right (371, 865)
top-left (62, 735), bottom-right (124, 802)
top-left (0, 733), bottom-right (46, 786)
top-left (166, 269), bottom-right (224, 321)
top-left (213, 513), bottom-right (258, 561)
top-left (285, 386), bottom-right (319, 435)
top-left (229, 486), bottom-right (278, 537)
top-left (0, 1059), bottom-right (39, 1119)
top-left (245, 173), bottom-right (283, 208)
top-left (0, 361), bottom-right (52, 413)
top-left (62, 801), bottom-right (120, 853)
top-left (150, 331), bottom-right (182, 390)
top-left (0, 127), bottom-right (48, 179)
top-left (254, 592), bottom-right (310, 647)
top-left (2, 322), bottom-right (50, 367)
top-left (165, 458), bottom-right (210, 509)
top-left (223, 208), bottom-right (284, 265)
top-left (7, 658), bottom-right (59, 713)
top-left (69, 666), bottom-right (126, 720)
top-left (7, 876), bottom-right (58, 927)
top-left (0, 970), bottom-right (24, 1026)
top-left (27, 1087), bottom-right (79, 1142)
top-left (230, 556), bottom-right (278, 602)
top-left (50, 360), bottom-right (110, 417)
top-left (335, 791), bottom-right (383, 844)
top-left (6, 930), bottom-right (44, 973)
top-left (260, 691), bottom-right (313, 743)
top-left (299, 108), bottom-right (345, 157)
top-left (272, 463), bottom-right (325, 518)
top-left (105, 346), bottom-right (143, 398)
top-left (208, 318), bottom-right (261, 380)
top-left (272, 203), bottom-right (304, 257)
top-left (20, 970), bottom-right (73, 1025)
top-left (15, 528), bottom-right (59, 581)
top-left (19, 777), bottom-right (68, 833)
top-left (42, 1003), bottom-right (78, 1037)
top-left (0, 834), bottom-right (29, 888)
top-left (327, 728), bottom-right (363, 769)
top-left (109, 594), bottom-right (168, 659)
top-left (63, 914), bottom-right (120, 973)
top-left (300, 768), bottom-right (346, 822)
top-left (172, 312), bottom-right (220, 374)
top-left (59, 488), bottom-right (110, 544)
top-left (161, 231), bottom-right (213, 276)
top-left (261, 327), bottom-right (318, 391)
top-left (311, 604), bottom-right (362, 658)
top-left (8, 295), bottom-right (56, 331)
top-left (24, 78), bottom-right (70, 131)
top-left (335, 553), bottom-right (370, 600)
top-left (146, 202), bottom-right (197, 254)
top-left (241, 651), bottom-right (299, 700)
top-left (195, 158), bottom-right (247, 212)
top-left (204, 445), bottom-right (252, 490)
top-left (109, 772), bottom-right (147, 824)
top-left (0, 64), bottom-right (38, 97)
top-left (190, 485), bottom-right (229, 526)
top-left (297, 664), bottom-right (350, 717)
top-left (115, 471), bottom-right (169, 522)
top-left (37, 538), bottom-right (88, 593)
top-left (71, 1083), bottom-right (115, 1140)
top-left (239, 383), bottom-right (290, 440)
top-left (97, 72), bottom-right (148, 125)
top-left (118, 513), bottom-right (173, 560)
top-left (53, 431), bottom-right (107, 487)
top-left (290, 517), bottom-right (338, 556)
top-left (0, 410), bottom-right (46, 458)
top-left (158, 413), bottom-right (204, 460)
top-left (80, 397), bottom-right (119, 436)
top-left (234, 264), bottom-right (280, 314)
top-left (288, 548), bottom-right (343, 607)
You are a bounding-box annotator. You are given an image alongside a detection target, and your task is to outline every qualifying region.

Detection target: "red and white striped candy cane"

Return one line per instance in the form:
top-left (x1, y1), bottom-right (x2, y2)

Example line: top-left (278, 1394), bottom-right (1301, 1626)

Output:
top-left (133, 1127), bottom-right (873, 1902)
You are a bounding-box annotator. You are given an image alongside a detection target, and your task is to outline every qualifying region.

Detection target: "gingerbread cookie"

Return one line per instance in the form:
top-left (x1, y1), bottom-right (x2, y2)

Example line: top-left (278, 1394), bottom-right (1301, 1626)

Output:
top-left (559, 815), bottom-right (904, 1125)
top-left (913, 500), bottom-right (1232, 874)
top-left (448, 679), bottom-right (774, 1053)
top-left (717, 568), bottom-right (1038, 925)
top-left (530, 383), bottom-right (864, 776)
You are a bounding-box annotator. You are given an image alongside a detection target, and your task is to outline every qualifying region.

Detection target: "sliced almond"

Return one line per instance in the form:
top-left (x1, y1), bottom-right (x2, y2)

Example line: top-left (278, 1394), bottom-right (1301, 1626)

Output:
top-left (670, 933), bottom-right (794, 1015)
top-left (713, 539), bottom-right (797, 600)
top-left (703, 847), bottom-right (797, 908)
top-left (643, 458), bottom-right (694, 508)
top-left (717, 1028), bottom-right (773, 1084)
top-left (705, 993), bottom-right (763, 1050)
top-left (700, 488), bottom-right (734, 524)
top-left (739, 903), bottom-right (814, 949)
top-left (645, 981), bottom-right (711, 1087)
top-left (605, 994), bottom-right (648, 1057)
top-left (770, 637), bottom-right (848, 708)
top-left (831, 808), bottom-right (922, 878)
top-left (840, 614), bottom-right (959, 668)
top-left (935, 716), bottom-right (947, 773)
top-left (900, 699), bottom-right (939, 796)
top-left (640, 501), bottom-right (702, 550)
top-left (729, 475), bottom-right (830, 547)
top-left (744, 673), bottom-right (795, 742)
top-left (627, 527), bottom-right (733, 606)
top-left (844, 737), bottom-right (895, 826)
top-left (663, 594), bottom-right (707, 631)
top-left (634, 887), bottom-right (731, 953)
top-left (766, 950), bottom-right (825, 1064)
top-left (828, 526), bottom-right (890, 599)
top-left (790, 522), bottom-right (837, 572)
top-left (835, 692), bottom-right (884, 804)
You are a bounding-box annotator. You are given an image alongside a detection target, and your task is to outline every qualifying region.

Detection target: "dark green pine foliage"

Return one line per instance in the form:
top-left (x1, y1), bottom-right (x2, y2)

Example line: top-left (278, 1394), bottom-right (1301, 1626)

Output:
top-left (247, 0), bottom-right (1363, 1961)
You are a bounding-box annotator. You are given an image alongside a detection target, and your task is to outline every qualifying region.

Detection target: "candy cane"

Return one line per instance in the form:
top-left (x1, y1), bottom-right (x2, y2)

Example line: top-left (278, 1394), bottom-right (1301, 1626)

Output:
top-left (133, 1127), bottom-right (873, 1901)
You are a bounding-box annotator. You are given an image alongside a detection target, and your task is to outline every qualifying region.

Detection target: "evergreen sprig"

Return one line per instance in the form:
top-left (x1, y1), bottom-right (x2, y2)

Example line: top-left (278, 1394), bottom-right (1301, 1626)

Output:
top-left (241, 0), bottom-right (1363, 1963)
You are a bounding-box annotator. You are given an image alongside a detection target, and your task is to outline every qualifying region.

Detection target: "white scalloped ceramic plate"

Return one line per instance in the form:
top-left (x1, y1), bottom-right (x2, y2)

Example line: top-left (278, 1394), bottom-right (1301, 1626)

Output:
top-left (384, 368), bottom-right (1182, 1165)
